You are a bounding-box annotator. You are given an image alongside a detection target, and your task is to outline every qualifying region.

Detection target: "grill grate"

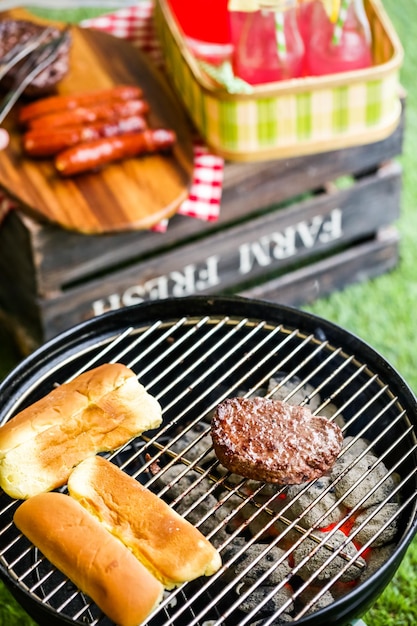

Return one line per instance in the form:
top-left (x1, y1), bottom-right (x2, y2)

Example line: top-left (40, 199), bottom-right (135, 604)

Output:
top-left (1, 308), bottom-right (417, 626)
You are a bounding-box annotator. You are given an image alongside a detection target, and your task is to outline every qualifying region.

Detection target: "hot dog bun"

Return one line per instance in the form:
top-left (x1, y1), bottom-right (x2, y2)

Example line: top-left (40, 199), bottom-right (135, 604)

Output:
top-left (68, 456), bottom-right (222, 589)
top-left (0, 363), bottom-right (162, 499)
top-left (13, 492), bottom-right (164, 626)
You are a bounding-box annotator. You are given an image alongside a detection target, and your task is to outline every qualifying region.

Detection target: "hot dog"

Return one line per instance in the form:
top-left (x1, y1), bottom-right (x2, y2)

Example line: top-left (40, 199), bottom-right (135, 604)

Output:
top-left (23, 115), bottom-right (148, 157)
top-left (19, 85), bottom-right (143, 123)
top-left (55, 129), bottom-right (176, 176)
top-left (27, 99), bottom-right (150, 130)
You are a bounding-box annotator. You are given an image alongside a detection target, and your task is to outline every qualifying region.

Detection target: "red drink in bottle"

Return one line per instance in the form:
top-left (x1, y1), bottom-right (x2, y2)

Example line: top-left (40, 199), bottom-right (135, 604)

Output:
top-left (230, 1), bottom-right (304, 85)
top-left (305, 0), bottom-right (372, 76)
top-left (297, 0), bottom-right (329, 46)
top-left (297, 0), bottom-right (332, 75)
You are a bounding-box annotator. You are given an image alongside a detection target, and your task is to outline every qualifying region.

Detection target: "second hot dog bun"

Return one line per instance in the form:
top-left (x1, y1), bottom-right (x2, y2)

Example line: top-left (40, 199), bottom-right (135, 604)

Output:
top-left (68, 455), bottom-right (222, 589)
top-left (0, 363), bottom-right (162, 499)
top-left (14, 492), bottom-right (164, 626)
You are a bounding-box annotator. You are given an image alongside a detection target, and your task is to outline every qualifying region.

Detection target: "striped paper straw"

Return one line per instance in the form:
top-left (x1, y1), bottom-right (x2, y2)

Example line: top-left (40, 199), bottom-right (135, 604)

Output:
top-left (332, 0), bottom-right (351, 45)
top-left (275, 10), bottom-right (287, 58)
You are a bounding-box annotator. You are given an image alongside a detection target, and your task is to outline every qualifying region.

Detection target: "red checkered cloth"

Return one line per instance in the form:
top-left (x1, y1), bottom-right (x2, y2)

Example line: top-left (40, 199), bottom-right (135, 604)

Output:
top-left (81, 2), bottom-right (164, 69)
top-left (177, 144), bottom-right (224, 220)
top-left (0, 1), bottom-right (224, 231)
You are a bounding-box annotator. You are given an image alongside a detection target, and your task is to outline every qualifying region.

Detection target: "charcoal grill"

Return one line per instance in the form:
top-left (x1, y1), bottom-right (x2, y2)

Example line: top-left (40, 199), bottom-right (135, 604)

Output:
top-left (0, 295), bottom-right (416, 626)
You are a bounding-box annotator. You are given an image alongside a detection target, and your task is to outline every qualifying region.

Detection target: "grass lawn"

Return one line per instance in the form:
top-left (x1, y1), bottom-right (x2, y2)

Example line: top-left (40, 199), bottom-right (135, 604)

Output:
top-left (0, 1), bottom-right (416, 625)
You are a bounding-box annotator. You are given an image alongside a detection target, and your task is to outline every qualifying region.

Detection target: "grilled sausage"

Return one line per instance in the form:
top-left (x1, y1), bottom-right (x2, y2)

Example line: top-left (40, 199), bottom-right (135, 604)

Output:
top-left (23, 115), bottom-right (148, 157)
top-left (27, 99), bottom-right (150, 130)
top-left (19, 85), bottom-right (143, 123)
top-left (54, 129), bottom-right (176, 176)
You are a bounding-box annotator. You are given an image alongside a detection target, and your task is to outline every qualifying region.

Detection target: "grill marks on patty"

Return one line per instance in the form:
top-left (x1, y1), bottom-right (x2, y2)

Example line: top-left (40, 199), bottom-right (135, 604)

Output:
top-left (211, 397), bottom-right (343, 484)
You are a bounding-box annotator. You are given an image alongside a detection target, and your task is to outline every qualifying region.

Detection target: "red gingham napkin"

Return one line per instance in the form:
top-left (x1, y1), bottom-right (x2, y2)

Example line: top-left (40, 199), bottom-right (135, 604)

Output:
top-left (0, 2), bottom-right (224, 231)
top-left (176, 144), bottom-right (224, 220)
top-left (81, 2), bottom-right (164, 69)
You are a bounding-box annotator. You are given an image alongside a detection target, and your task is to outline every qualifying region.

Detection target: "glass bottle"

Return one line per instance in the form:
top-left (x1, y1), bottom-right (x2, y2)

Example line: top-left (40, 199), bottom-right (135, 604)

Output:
top-left (305, 0), bottom-right (372, 76)
top-left (229, 0), bottom-right (305, 85)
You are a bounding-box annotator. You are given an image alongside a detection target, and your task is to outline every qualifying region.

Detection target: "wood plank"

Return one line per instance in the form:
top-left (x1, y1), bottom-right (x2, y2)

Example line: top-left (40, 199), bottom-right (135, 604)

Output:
top-left (0, 226), bottom-right (399, 352)
top-left (4, 156), bottom-right (401, 297)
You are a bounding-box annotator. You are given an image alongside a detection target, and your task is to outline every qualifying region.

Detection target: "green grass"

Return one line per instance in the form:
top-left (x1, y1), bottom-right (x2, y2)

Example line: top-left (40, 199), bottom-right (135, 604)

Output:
top-left (0, 593), bottom-right (36, 626)
top-left (0, 1), bottom-right (417, 625)
top-left (366, 550), bottom-right (417, 626)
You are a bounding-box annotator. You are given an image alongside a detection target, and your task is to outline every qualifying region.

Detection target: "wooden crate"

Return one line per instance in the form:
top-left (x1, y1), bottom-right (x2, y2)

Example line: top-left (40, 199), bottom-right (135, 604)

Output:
top-left (0, 105), bottom-right (404, 353)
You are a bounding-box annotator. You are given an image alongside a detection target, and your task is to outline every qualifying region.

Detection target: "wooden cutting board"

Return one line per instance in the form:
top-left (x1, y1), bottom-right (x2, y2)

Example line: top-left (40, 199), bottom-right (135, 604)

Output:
top-left (0, 9), bottom-right (194, 234)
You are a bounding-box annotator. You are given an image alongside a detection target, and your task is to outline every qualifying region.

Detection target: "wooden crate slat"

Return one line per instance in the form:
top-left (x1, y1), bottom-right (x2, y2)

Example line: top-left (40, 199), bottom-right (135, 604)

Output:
top-left (1, 225), bottom-right (398, 352)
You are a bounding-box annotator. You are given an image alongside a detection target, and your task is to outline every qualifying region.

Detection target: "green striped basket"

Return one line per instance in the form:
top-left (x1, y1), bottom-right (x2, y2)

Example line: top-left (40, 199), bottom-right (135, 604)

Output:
top-left (154, 0), bottom-right (403, 162)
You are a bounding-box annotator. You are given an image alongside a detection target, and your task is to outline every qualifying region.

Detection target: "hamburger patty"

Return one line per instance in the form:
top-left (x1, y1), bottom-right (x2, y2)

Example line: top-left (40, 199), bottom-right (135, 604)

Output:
top-left (0, 19), bottom-right (71, 96)
top-left (211, 397), bottom-right (343, 484)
